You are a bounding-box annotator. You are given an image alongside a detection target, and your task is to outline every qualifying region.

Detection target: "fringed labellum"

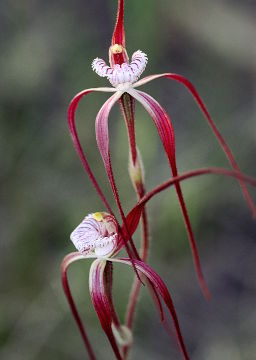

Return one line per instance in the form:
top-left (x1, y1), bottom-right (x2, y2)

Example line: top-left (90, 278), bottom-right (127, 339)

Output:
top-left (92, 49), bottom-right (148, 89)
top-left (70, 212), bottom-right (118, 257)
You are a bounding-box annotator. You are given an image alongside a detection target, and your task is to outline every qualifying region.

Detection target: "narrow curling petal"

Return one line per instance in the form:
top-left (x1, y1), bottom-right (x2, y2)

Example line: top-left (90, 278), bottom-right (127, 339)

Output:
top-left (112, 0), bottom-right (125, 47)
top-left (128, 88), bottom-right (210, 300)
top-left (89, 259), bottom-right (123, 360)
top-left (61, 252), bottom-right (96, 360)
top-left (95, 91), bottom-right (141, 264)
top-left (111, 258), bottom-right (190, 360)
top-left (133, 73), bottom-right (256, 219)
top-left (67, 88), bottom-right (116, 214)
top-left (125, 167), bottom-right (256, 243)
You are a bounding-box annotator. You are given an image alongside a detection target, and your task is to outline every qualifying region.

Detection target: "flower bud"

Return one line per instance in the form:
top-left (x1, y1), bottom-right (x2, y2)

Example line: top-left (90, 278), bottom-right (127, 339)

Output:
top-left (128, 148), bottom-right (144, 190)
top-left (111, 324), bottom-right (133, 346)
top-left (70, 212), bottom-right (118, 257)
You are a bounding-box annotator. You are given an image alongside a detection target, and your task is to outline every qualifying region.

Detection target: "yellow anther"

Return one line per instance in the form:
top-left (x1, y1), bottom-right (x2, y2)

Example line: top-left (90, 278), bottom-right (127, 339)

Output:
top-left (93, 212), bottom-right (104, 222)
top-left (111, 44), bottom-right (123, 54)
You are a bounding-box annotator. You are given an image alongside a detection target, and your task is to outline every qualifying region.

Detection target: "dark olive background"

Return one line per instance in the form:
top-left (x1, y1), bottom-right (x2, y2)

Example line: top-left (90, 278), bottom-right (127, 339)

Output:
top-left (1, 0), bottom-right (256, 359)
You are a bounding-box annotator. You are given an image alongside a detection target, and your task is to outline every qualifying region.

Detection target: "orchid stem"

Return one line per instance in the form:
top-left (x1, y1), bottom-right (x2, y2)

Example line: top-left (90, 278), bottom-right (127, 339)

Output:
top-left (120, 93), bottom-right (150, 359)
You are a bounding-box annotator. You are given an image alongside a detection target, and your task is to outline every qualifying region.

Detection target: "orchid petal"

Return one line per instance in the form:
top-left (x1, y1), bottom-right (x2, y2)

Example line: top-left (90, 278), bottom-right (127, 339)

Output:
top-left (61, 252), bottom-right (96, 360)
top-left (69, 89), bottom-right (141, 276)
top-left (104, 262), bottom-right (133, 347)
top-left (134, 73), bottom-right (256, 219)
top-left (111, 258), bottom-right (190, 360)
top-left (89, 259), bottom-right (123, 360)
top-left (68, 88), bottom-right (116, 214)
top-left (95, 91), bottom-right (142, 265)
top-left (109, 0), bottom-right (129, 67)
top-left (119, 93), bottom-right (137, 164)
top-left (112, 0), bottom-right (125, 47)
top-left (125, 167), bottom-right (256, 242)
top-left (140, 167), bottom-right (256, 212)
top-left (128, 88), bottom-right (210, 299)
top-left (92, 54), bottom-right (148, 87)
top-left (92, 58), bottom-right (113, 78)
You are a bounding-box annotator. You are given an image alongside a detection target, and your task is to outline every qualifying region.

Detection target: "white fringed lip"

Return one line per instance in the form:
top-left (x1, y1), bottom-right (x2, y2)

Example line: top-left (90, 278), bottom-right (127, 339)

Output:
top-left (70, 213), bottom-right (118, 257)
top-left (92, 50), bottom-right (148, 87)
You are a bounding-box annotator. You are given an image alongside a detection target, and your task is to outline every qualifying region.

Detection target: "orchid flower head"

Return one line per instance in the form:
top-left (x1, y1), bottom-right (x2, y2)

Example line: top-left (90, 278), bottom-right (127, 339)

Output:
top-left (63, 0), bottom-right (256, 358)
top-left (70, 212), bottom-right (118, 257)
top-left (62, 168), bottom-right (256, 360)
top-left (68, 0), bottom-right (256, 300)
top-left (92, 50), bottom-right (148, 88)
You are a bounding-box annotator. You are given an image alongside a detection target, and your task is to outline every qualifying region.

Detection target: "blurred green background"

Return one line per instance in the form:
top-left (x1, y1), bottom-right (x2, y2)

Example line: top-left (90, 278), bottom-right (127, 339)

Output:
top-left (1, 0), bottom-right (256, 359)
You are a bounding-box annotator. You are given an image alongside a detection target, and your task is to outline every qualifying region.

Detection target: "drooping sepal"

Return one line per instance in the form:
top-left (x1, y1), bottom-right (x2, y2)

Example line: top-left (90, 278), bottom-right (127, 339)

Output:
top-left (95, 91), bottom-right (141, 263)
top-left (124, 166), bottom-right (256, 247)
top-left (134, 72), bottom-right (256, 219)
top-left (112, 258), bottom-right (190, 360)
top-left (128, 88), bottom-right (210, 299)
top-left (89, 259), bottom-right (124, 360)
top-left (110, 0), bottom-right (127, 66)
top-left (61, 252), bottom-right (96, 360)
top-left (67, 87), bottom-right (115, 214)
top-left (112, 0), bottom-right (125, 48)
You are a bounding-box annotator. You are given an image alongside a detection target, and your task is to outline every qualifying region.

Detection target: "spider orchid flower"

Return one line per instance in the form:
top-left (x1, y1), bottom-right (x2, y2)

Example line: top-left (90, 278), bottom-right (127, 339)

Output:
top-left (62, 211), bottom-right (190, 360)
top-left (67, 0), bottom-right (256, 300)
top-left (61, 170), bottom-right (256, 360)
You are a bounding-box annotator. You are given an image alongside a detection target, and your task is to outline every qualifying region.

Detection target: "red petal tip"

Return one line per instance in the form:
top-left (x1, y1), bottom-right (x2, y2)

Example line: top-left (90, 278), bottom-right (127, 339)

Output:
top-left (112, 0), bottom-right (125, 47)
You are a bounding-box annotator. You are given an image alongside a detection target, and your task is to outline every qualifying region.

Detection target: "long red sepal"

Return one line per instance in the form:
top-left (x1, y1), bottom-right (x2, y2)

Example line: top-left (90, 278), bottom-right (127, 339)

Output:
top-left (89, 259), bottom-right (122, 360)
top-left (61, 253), bottom-right (97, 360)
top-left (67, 89), bottom-right (113, 214)
top-left (112, 0), bottom-right (125, 47)
top-left (95, 93), bottom-right (143, 280)
top-left (129, 89), bottom-right (210, 299)
top-left (113, 258), bottom-right (190, 360)
top-left (125, 167), bottom-right (256, 243)
top-left (166, 73), bottom-right (256, 218)
top-left (135, 73), bottom-right (256, 219)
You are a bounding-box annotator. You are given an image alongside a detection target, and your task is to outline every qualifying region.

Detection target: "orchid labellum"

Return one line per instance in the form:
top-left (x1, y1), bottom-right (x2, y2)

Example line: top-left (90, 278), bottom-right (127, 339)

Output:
top-left (63, 211), bottom-right (191, 359)
top-left (62, 0), bottom-right (256, 359)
